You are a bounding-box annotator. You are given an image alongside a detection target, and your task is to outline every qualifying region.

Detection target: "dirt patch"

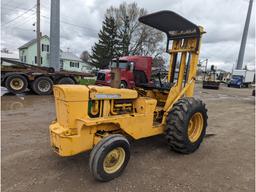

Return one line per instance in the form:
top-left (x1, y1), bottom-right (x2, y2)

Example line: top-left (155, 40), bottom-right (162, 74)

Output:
top-left (1, 85), bottom-right (255, 192)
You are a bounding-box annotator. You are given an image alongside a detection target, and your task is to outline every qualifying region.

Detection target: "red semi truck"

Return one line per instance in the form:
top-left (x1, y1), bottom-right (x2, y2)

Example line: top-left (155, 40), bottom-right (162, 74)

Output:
top-left (95, 56), bottom-right (152, 88)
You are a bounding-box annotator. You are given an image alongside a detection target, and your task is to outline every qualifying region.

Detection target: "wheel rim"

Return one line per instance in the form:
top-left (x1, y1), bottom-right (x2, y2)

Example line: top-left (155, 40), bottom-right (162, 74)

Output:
top-left (38, 80), bottom-right (51, 92)
top-left (120, 83), bottom-right (126, 88)
top-left (188, 112), bottom-right (204, 143)
top-left (103, 147), bottom-right (125, 174)
top-left (10, 78), bottom-right (24, 90)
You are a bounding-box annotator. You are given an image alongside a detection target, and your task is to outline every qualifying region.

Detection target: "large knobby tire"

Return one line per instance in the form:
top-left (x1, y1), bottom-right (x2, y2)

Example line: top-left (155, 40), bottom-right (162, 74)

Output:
top-left (57, 77), bottom-right (75, 84)
top-left (165, 97), bottom-right (208, 154)
top-left (89, 134), bottom-right (130, 182)
top-left (32, 76), bottom-right (53, 95)
top-left (5, 74), bottom-right (28, 94)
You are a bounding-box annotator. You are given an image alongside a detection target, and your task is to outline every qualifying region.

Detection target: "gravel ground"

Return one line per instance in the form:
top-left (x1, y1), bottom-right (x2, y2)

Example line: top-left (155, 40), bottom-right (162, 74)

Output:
top-left (1, 84), bottom-right (255, 192)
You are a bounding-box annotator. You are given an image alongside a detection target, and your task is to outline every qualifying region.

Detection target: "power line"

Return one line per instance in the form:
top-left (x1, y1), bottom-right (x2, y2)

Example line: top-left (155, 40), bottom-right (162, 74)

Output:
top-left (1, 1), bottom-right (24, 7)
top-left (2, 4), bottom-right (36, 26)
top-left (2, 11), bottom-right (36, 28)
top-left (42, 17), bottom-right (86, 37)
top-left (5, 27), bottom-right (35, 32)
top-left (15, 12), bottom-right (36, 26)
top-left (0, 6), bottom-right (25, 12)
top-left (41, 15), bottom-right (98, 32)
top-left (2, 2), bottom-right (98, 32)
top-left (41, 2), bottom-right (50, 10)
top-left (0, 4), bottom-right (35, 12)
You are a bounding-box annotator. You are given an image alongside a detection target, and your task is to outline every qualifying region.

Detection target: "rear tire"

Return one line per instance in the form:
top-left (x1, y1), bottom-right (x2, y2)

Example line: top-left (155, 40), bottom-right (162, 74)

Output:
top-left (32, 76), bottom-right (53, 95)
top-left (5, 74), bottom-right (28, 94)
top-left (89, 134), bottom-right (130, 182)
top-left (165, 97), bottom-right (208, 154)
top-left (57, 77), bottom-right (75, 84)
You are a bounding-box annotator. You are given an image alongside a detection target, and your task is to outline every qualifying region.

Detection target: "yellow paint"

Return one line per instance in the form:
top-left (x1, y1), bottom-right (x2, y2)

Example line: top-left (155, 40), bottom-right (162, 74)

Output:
top-left (49, 25), bottom-right (205, 157)
top-left (103, 147), bottom-right (126, 174)
top-left (188, 112), bottom-right (203, 142)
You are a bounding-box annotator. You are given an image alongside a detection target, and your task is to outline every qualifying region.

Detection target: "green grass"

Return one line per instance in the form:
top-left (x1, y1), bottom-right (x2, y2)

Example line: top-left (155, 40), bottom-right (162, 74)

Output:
top-left (79, 78), bottom-right (96, 85)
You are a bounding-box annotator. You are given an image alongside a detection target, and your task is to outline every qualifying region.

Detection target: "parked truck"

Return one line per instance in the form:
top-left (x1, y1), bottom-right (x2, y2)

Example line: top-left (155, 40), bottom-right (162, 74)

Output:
top-left (228, 70), bottom-right (255, 88)
top-left (95, 56), bottom-right (152, 88)
top-left (1, 57), bottom-right (93, 95)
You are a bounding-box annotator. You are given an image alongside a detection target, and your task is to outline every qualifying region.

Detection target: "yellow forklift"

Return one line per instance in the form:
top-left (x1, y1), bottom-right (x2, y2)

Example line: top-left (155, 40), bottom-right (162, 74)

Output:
top-left (49, 11), bottom-right (207, 181)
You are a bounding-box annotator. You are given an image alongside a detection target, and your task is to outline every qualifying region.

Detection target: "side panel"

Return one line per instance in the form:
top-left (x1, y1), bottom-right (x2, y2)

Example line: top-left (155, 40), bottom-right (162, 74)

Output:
top-left (49, 97), bottom-right (162, 156)
top-left (244, 71), bottom-right (255, 83)
top-left (50, 122), bottom-right (94, 156)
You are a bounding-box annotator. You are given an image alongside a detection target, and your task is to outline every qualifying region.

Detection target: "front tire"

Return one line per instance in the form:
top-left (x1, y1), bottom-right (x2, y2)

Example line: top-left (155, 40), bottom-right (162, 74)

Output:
top-left (120, 81), bottom-right (127, 88)
top-left (89, 134), bottom-right (130, 182)
top-left (165, 97), bottom-right (208, 154)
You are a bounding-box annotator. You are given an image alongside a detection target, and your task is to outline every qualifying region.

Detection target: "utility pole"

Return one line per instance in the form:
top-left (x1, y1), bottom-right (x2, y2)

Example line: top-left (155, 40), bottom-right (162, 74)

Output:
top-left (50, 0), bottom-right (60, 71)
top-left (236, 0), bottom-right (253, 70)
top-left (36, 0), bottom-right (41, 66)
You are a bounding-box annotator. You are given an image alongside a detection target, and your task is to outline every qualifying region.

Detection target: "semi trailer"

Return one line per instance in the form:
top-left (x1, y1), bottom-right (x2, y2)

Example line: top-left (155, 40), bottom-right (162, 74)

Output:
top-left (1, 58), bottom-right (93, 95)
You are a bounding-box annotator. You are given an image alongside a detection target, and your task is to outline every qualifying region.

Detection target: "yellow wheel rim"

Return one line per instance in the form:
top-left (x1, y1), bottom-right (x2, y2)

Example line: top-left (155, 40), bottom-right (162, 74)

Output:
top-left (10, 78), bottom-right (24, 90)
top-left (188, 112), bottom-right (204, 143)
top-left (103, 147), bottom-right (125, 174)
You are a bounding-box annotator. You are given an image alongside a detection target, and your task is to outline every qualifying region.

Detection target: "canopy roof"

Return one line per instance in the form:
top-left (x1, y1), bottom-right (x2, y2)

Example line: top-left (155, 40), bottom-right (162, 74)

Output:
top-left (139, 11), bottom-right (200, 40)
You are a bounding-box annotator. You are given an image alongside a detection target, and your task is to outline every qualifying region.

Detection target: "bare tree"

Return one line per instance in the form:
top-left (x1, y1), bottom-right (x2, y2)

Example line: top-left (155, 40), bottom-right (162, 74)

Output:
top-left (152, 55), bottom-right (165, 68)
top-left (1, 48), bottom-right (10, 53)
top-left (106, 2), bottom-right (163, 56)
top-left (80, 50), bottom-right (90, 63)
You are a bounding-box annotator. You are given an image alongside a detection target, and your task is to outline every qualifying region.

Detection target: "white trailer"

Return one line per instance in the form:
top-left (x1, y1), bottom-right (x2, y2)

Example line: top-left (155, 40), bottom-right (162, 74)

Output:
top-left (229, 70), bottom-right (255, 88)
top-left (233, 70), bottom-right (254, 83)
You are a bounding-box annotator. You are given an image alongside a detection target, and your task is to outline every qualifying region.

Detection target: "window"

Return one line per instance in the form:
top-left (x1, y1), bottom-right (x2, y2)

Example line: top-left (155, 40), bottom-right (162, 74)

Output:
top-left (35, 56), bottom-right (42, 64)
top-left (70, 61), bottom-right (79, 68)
top-left (42, 44), bottom-right (49, 52)
top-left (111, 61), bottom-right (129, 69)
top-left (60, 60), bottom-right (64, 69)
top-left (24, 56), bottom-right (26, 63)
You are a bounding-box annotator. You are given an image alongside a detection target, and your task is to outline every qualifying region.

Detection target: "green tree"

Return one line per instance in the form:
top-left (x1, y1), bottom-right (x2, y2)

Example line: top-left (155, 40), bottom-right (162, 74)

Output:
top-left (117, 16), bottom-right (130, 56)
top-left (90, 16), bottom-right (118, 68)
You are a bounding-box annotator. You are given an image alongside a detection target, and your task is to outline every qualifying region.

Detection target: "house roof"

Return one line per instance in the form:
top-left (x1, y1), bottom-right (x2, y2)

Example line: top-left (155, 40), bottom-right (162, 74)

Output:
top-left (18, 35), bottom-right (49, 49)
top-left (60, 51), bottom-right (83, 62)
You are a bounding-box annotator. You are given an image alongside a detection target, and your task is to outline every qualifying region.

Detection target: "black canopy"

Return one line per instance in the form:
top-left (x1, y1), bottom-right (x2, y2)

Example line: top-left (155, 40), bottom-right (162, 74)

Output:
top-left (139, 11), bottom-right (200, 40)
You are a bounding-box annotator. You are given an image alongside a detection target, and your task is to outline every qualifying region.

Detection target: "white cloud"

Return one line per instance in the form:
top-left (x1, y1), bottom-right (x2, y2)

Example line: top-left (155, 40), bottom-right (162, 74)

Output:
top-left (1, 0), bottom-right (255, 71)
